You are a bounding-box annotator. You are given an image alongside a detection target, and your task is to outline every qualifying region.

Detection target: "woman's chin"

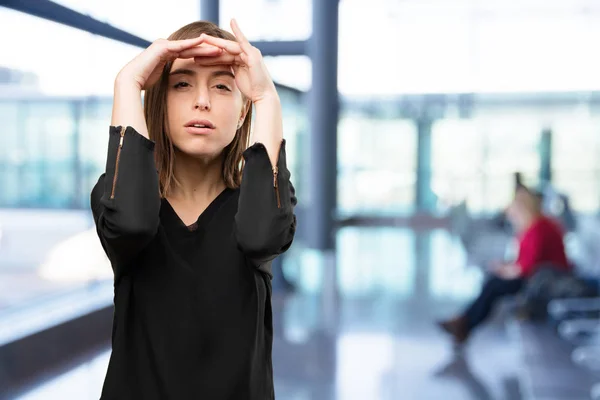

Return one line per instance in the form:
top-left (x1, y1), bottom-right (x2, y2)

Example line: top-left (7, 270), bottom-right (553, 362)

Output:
top-left (176, 141), bottom-right (224, 160)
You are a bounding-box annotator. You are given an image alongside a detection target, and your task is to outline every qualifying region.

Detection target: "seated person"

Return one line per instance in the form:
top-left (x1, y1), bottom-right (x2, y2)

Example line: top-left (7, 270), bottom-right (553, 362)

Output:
top-left (438, 186), bottom-right (570, 345)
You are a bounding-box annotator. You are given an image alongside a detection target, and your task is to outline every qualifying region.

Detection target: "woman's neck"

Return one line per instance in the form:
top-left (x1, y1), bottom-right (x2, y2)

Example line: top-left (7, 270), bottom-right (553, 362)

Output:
top-left (168, 150), bottom-right (226, 203)
top-left (519, 212), bottom-right (542, 233)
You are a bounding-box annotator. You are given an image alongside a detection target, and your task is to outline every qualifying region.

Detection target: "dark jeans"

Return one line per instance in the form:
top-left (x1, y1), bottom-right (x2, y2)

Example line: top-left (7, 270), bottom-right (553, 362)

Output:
top-left (465, 276), bottom-right (525, 331)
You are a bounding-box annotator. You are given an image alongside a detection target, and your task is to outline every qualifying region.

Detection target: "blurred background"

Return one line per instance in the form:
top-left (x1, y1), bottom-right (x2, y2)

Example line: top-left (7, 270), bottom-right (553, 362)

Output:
top-left (1, 0), bottom-right (600, 399)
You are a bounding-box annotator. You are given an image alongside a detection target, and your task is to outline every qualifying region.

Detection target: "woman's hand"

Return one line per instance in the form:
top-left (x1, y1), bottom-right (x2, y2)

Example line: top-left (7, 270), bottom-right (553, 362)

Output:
top-left (111, 36), bottom-right (221, 137)
top-left (179, 19), bottom-right (279, 104)
top-left (493, 263), bottom-right (522, 280)
top-left (116, 37), bottom-right (222, 90)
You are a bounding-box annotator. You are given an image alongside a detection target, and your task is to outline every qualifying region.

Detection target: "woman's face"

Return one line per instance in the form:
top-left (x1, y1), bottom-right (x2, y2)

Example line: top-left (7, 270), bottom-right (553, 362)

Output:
top-left (507, 191), bottom-right (537, 231)
top-left (166, 58), bottom-right (246, 160)
top-left (506, 199), bottom-right (526, 230)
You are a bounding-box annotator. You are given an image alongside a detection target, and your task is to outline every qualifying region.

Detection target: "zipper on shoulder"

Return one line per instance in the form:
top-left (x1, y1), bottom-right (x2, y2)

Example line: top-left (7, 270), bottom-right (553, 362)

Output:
top-left (273, 166), bottom-right (281, 209)
top-left (110, 126), bottom-right (126, 200)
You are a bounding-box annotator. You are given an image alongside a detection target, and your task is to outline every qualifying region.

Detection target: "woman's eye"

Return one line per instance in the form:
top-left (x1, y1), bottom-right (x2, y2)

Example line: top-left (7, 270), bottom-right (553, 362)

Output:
top-left (215, 84), bottom-right (231, 91)
top-left (173, 82), bottom-right (190, 89)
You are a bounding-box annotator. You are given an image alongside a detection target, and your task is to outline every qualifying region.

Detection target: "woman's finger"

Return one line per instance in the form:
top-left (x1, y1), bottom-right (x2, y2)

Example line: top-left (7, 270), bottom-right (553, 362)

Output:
top-left (178, 45), bottom-right (223, 58)
top-left (230, 19), bottom-right (253, 54)
top-left (194, 53), bottom-right (243, 66)
top-left (237, 52), bottom-right (249, 65)
top-left (165, 36), bottom-right (205, 52)
top-left (200, 34), bottom-right (243, 55)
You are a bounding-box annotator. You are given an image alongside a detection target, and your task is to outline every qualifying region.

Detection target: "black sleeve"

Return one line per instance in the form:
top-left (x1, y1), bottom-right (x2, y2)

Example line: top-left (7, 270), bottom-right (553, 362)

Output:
top-left (234, 140), bottom-right (297, 266)
top-left (90, 126), bottom-right (161, 279)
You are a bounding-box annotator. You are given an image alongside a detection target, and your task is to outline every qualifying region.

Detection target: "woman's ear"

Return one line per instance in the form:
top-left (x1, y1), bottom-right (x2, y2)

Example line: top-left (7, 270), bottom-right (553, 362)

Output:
top-left (237, 101), bottom-right (251, 129)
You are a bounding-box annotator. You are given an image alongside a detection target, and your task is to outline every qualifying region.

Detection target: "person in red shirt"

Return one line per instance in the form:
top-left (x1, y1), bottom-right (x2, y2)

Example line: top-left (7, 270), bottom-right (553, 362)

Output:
top-left (438, 187), bottom-right (570, 345)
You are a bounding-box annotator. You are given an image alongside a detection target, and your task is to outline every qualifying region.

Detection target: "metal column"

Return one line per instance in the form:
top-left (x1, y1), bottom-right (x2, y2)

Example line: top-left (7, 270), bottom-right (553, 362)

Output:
top-left (540, 127), bottom-right (553, 185)
top-left (200, 0), bottom-right (219, 25)
top-left (307, 0), bottom-right (339, 251)
top-left (416, 117), bottom-right (435, 212)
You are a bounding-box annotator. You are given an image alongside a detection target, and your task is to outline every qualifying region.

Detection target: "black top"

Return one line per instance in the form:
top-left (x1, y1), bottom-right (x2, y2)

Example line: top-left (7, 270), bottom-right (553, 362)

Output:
top-left (90, 126), bottom-right (296, 400)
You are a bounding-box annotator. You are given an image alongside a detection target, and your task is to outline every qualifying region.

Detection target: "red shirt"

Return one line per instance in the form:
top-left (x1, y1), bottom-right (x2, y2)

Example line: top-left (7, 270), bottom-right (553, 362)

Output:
top-left (516, 216), bottom-right (569, 278)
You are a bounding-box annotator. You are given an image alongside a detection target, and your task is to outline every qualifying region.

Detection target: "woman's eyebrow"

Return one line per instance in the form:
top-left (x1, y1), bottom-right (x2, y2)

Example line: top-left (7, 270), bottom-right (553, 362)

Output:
top-left (170, 68), bottom-right (196, 77)
top-left (211, 70), bottom-right (235, 79)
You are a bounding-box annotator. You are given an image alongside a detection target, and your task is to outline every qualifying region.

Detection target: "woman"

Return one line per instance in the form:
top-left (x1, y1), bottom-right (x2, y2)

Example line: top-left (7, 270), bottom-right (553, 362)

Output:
top-left (90, 19), bottom-right (296, 399)
top-left (438, 187), bottom-right (568, 346)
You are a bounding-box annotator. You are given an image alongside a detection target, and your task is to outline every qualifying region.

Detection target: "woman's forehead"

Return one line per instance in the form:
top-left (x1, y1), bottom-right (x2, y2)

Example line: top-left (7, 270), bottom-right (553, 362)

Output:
top-left (171, 59), bottom-right (232, 74)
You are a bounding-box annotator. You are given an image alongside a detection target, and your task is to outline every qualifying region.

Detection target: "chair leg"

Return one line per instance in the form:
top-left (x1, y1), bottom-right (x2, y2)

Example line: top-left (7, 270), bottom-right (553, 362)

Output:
top-left (590, 382), bottom-right (600, 400)
top-left (559, 319), bottom-right (600, 340)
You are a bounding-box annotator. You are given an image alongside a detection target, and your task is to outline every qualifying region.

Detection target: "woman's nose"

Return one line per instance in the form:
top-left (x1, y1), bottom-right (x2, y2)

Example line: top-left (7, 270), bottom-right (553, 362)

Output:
top-left (194, 91), bottom-right (210, 111)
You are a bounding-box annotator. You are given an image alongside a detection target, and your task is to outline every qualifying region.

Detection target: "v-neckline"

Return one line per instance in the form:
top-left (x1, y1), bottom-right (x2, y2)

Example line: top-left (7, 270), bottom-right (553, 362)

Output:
top-left (161, 188), bottom-right (233, 235)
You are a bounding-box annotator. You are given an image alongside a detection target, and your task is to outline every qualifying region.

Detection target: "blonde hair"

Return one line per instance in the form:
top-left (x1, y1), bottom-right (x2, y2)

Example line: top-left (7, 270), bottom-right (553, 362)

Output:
top-left (143, 21), bottom-right (252, 198)
top-left (514, 187), bottom-right (542, 215)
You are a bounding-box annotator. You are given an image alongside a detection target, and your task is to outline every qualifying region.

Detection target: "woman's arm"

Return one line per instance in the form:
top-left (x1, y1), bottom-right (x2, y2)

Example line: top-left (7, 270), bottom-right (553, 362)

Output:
top-left (91, 55), bottom-right (165, 277)
top-left (493, 263), bottom-right (523, 280)
top-left (196, 20), bottom-right (297, 265)
top-left (91, 122), bottom-right (161, 278)
top-left (252, 95), bottom-right (283, 168)
top-left (91, 126), bottom-right (160, 279)
top-left (234, 138), bottom-right (297, 266)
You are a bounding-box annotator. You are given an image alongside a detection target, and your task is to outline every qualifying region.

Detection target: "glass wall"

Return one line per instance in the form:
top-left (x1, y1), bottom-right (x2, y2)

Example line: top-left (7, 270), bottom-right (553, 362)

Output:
top-left (0, 99), bottom-right (107, 209)
top-left (342, 94), bottom-right (600, 217)
top-left (431, 114), bottom-right (542, 214)
top-left (552, 117), bottom-right (600, 213)
top-left (338, 113), bottom-right (417, 216)
top-left (0, 7), bottom-right (143, 317)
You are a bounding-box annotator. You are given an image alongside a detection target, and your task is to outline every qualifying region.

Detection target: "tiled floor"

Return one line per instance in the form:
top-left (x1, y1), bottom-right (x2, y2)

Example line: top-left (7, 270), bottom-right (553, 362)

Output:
top-left (12, 228), bottom-right (526, 400)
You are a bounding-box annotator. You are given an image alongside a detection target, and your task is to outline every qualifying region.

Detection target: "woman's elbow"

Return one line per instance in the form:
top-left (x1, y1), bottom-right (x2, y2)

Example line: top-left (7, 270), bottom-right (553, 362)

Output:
top-left (101, 209), bottom-right (159, 240)
top-left (235, 214), bottom-right (296, 258)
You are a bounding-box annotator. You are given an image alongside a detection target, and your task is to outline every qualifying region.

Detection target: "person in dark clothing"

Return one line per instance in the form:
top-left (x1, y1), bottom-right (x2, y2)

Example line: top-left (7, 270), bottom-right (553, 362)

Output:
top-left (438, 187), bottom-right (568, 345)
top-left (90, 20), bottom-right (296, 399)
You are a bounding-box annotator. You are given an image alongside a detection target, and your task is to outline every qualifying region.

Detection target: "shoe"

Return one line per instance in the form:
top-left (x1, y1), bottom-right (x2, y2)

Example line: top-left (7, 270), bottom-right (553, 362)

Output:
top-left (437, 316), bottom-right (470, 344)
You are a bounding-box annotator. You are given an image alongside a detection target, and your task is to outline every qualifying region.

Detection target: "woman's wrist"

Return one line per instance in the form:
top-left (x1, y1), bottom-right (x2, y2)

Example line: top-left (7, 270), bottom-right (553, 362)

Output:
top-left (253, 90), bottom-right (280, 108)
top-left (115, 73), bottom-right (143, 93)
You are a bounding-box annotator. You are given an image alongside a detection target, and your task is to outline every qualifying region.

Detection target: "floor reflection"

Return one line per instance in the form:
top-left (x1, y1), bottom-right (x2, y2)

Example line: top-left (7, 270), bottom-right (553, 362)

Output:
top-left (432, 353), bottom-right (493, 400)
top-left (14, 228), bottom-right (523, 400)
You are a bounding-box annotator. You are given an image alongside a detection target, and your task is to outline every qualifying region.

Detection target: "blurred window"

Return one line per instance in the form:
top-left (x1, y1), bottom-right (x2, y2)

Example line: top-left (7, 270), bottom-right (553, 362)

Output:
top-left (338, 114), bottom-right (417, 216)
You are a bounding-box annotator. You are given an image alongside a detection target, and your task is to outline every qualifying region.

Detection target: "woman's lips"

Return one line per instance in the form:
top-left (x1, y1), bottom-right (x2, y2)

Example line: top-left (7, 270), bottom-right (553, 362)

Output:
top-left (184, 126), bottom-right (214, 135)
